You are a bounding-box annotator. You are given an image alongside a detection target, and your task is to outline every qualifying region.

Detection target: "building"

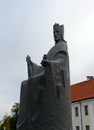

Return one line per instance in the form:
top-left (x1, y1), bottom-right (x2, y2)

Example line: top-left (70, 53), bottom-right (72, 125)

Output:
top-left (71, 77), bottom-right (94, 130)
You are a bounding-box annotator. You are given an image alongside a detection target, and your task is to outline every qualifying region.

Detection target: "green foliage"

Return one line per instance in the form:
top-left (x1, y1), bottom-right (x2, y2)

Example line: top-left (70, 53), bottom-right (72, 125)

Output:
top-left (0, 103), bottom-right (19, 130)
top-left (11, 103), bottom-right (19, 118)
top-left (0, 120), bottom-right (4, 130)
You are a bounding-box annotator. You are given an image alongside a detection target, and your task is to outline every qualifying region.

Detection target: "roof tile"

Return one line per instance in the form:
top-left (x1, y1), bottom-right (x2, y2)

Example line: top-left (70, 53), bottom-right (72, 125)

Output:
top-left (71, 79), bottom-right (94, 102)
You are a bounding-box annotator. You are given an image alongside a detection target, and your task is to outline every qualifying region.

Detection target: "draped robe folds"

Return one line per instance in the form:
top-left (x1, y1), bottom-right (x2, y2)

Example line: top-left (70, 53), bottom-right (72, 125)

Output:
top-left (17, 41), bottom-right (72, 130)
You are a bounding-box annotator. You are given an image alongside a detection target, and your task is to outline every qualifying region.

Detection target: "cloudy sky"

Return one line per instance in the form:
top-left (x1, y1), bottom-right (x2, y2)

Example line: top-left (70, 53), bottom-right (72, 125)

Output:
top-left (0, 0), bottom-right (94, 120)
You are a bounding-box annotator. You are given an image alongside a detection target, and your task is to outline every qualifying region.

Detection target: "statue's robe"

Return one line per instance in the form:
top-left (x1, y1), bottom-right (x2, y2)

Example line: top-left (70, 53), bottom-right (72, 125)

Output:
top-left (17, 41), bottom-right (72, 130)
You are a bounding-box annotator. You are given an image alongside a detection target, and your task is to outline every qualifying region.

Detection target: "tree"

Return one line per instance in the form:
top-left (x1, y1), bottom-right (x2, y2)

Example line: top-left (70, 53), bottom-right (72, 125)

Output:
top-left (10, 103), bottom-right (19, 130)
top-left (0, 103), bottom-right (19, 130)
top-left (11, 103), bottom-right (19, 118)
top-left (0, 120), bottom-right (4, 130)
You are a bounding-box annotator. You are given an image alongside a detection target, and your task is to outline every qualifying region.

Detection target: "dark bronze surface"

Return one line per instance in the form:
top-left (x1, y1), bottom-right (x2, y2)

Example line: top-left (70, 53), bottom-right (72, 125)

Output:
top-left (17, 23), bottom-right (72, 130)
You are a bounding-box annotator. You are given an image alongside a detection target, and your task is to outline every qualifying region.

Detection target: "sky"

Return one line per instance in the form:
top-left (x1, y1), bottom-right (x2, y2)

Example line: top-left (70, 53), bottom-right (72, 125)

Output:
top-left (0, 0), bottom-right (94, 120)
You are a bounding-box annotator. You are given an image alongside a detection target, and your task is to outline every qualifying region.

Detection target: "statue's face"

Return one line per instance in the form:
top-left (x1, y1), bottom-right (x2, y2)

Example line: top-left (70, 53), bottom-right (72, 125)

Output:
top-left (53, 27), bottom-right (62, 43)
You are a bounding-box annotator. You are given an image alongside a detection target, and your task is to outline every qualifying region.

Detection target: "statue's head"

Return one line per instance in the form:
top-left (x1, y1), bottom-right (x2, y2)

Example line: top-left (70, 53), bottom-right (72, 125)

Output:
top-left (53, 23), bottom-right (65, 43)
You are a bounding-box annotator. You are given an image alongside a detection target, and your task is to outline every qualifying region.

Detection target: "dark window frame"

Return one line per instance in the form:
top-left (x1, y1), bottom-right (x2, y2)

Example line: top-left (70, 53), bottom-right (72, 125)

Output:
top-left (86, 125), bottom-right (90, 130)
top-left (76, 126), bottom-right (80, 130)
top-left (84, 105), bottom-right (88, 116)
top-left (75, 107), bottom-right (79, 117)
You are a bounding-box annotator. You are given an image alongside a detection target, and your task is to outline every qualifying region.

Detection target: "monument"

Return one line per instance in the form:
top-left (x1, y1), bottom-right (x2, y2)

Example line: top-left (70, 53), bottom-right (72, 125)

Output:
top-left (17, 23), bottom-right (72, 130)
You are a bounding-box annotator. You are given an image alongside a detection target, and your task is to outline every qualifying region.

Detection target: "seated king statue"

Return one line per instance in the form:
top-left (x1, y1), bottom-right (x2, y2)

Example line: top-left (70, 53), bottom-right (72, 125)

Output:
top-left (17, 23), bottom-right (72, 130)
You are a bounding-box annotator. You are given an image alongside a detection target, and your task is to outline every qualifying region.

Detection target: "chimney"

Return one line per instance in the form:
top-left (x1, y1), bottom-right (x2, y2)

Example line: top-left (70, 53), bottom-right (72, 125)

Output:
top-left (87, 76), bottom-right (94, 81)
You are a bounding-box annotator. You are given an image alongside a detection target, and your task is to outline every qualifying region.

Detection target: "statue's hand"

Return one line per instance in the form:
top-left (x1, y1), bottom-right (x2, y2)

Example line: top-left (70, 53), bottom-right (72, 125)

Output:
top-left (41, 54), bottom-right (49, 66)
top-left (41, 59), bottom-right (50, 67)
top-left (43, 54), bottom-right (47, 60)
top-left (26, 55), bottom-right (31, 64)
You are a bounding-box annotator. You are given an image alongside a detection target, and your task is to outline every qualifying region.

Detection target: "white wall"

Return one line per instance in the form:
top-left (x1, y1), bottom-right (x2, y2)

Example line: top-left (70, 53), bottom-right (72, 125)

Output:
top-left (72, 102), bottom-right (81, 130)
top-left (72, 98), bottom-right (94, 130)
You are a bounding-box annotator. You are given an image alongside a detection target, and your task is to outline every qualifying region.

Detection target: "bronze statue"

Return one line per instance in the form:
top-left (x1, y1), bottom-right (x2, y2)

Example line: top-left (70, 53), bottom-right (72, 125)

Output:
top-left (17, 23), bottom-right (72, 130)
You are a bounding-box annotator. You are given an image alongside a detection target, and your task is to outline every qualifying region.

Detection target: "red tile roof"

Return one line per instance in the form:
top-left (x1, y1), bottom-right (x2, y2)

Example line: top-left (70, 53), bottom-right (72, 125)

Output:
top-left (71, 79), bottom-right (94, 102)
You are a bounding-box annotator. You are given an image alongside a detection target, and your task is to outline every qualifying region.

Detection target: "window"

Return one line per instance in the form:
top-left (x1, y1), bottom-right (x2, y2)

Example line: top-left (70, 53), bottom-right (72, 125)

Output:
top-left (76, 126), bottom-right (80, 130)
top-left (86, 125), bottom-right (90, 130)
top-left (84, 105), bottom-right (88, 115)
top-left (75, 107), bottom-right (79, 116)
